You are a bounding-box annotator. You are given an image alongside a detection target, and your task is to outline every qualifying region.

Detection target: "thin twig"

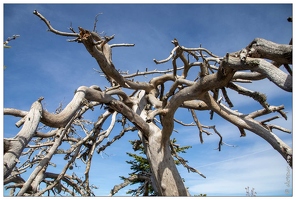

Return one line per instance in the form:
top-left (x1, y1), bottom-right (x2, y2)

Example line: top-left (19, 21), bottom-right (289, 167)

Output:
top-left (93, 12), bottom-right (103, 32)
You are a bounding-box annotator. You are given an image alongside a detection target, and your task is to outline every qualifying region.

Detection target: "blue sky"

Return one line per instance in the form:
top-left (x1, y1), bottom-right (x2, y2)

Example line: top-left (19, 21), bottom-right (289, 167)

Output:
top-left (2, 3), bottom-right (293, 197)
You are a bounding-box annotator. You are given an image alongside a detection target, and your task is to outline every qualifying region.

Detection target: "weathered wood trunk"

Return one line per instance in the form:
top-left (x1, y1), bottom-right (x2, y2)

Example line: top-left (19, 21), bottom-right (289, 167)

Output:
top-left (145, 127), bottom-right (189, 196)
top-left (135, 90), bottom-right (189, 196)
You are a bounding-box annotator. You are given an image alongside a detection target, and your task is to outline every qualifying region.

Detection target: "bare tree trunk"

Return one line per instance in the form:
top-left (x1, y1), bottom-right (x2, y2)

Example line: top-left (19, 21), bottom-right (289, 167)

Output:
top-left (135, 90), bottom-right (189, 196)
top-left (145, 128), bottom-right (189, 196)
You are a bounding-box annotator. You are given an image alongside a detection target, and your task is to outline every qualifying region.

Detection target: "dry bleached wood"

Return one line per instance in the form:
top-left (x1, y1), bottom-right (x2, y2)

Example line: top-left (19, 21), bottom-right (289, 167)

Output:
top-left (4, 100), bottom-right (43, 179)
top-left (3, 10), bottom-right (292, 196)
top-left (225, 56), bottom-right (292, 92)
top-left (247, 38), bottom-right (292, 64)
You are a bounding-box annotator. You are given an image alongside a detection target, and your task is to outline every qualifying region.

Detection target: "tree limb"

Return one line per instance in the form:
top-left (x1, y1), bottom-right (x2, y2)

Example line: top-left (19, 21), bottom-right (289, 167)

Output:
top-left (226, 56), bottom-right (292, 92)
top-left (201, 92), bottom-right (292, 167)
top-left (33, 10), bottom-right (79, 37)
top-left (4, 100), bottom-right (43, 179)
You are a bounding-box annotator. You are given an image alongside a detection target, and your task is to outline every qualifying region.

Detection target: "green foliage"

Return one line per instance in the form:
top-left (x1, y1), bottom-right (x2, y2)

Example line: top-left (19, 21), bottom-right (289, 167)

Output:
top-left (120, 138), bottom-right (192, 196)
top-left (171, 138), bottom-right (192, 154)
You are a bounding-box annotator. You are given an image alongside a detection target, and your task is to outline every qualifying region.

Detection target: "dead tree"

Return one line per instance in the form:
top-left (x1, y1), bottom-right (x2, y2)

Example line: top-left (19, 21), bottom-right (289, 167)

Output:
top-left (3, 11), bottom-right (292, 196)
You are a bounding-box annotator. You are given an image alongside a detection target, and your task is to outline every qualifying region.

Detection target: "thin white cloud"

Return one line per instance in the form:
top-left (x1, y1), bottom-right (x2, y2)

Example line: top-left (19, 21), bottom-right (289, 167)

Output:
top-left (182, 146), bottom-right (291, 196)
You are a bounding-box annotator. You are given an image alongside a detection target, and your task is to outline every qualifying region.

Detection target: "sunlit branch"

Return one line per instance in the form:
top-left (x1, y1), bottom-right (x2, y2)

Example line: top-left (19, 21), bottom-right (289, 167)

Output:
top-left (109, 174), bottom-right (150, 196)
top-left (4, 34), bottom-right (20, 48)
top-left (146, 109), bottom-right (168, 123)
top-left (201, 92), bottom-right (292, 167)
top-left (4, 108), bottom-right (28, 118)
top-left (33, 10), bottom-right (79, 37)
top-left (153, 46), bottom-right (179, 64)
top-left (226, 56), bottom-right (292, 92)
top-left (4, 100), bottom-right (43, 180)
top-left (181, 46), bottom-right (221, 58)
top-left (232, 71), bottom-right (265, 81)
top-left (247, 38), bottom-right (292, 64)
top-left (248, 105), bottom-right (286, 119)
top-left (109, 43), bottom-right (135, 48)
top-left (17, 106), bottom-right (83, 196)
top-left (123, 67), bottom-right (184, 78)
top-left (267, 124), bottom-right (291, 133)
top-left (97, 111), bottom-right (118, 142)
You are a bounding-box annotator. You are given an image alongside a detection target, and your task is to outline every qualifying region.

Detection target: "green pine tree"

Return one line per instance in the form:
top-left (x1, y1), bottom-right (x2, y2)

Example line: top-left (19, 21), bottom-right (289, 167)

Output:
top-left (110, 138), bottom-right (199, 196)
